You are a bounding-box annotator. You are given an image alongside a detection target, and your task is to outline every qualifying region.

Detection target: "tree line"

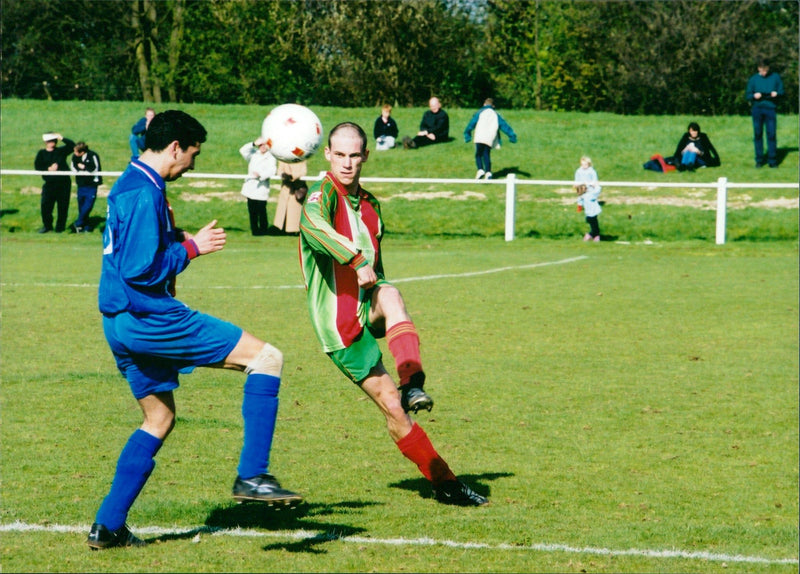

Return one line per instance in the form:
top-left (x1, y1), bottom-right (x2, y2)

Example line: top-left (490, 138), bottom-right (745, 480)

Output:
top-left (2, 0), bottom-right (797, 115)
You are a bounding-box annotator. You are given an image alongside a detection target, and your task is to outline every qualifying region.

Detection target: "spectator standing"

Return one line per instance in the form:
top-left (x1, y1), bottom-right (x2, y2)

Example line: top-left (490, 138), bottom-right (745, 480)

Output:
top-left (272, 160), bottom-right (308, 235)
top-left (239, 137), bottom-right (277, 236)
top-left (746, 58), bottom-right (784, 168)
top-left (34, 132), bottom-right (75, 233)
top-left (402, 97), bottom-right (449, 149)
top-left (129, 107), bottom-right (155, 159)
top-left (373, 104), bottom-right (399, 150)
top-left (574, 155), bottom-right (602, 242)
top-left (463, 98), bottom-right (517, 180)
top-left (299, 122), bottom-right (489, 506)
top-left (672, 122), bottom-right (721, 171)
top-left (87, 110), bottom-right (300, 551)
top-left (70, 141), bottom-right (103, 233)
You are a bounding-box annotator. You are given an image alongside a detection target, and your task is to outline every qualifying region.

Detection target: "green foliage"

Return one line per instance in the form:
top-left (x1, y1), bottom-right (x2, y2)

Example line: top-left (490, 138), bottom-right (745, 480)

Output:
top-left (483, 0), bottom-right (799, 114)
top-left (2, 0), bottom-right (797, 113)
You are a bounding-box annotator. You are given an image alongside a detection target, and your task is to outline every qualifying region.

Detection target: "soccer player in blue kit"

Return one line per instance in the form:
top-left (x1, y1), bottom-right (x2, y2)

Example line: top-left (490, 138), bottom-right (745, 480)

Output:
top-left (87, 110), bottom-right (301, 550)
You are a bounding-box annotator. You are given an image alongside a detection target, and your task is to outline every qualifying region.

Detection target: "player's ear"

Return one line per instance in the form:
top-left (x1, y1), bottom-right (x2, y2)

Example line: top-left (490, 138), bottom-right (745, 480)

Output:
top-left (324, 147), bottom-right (332, 161)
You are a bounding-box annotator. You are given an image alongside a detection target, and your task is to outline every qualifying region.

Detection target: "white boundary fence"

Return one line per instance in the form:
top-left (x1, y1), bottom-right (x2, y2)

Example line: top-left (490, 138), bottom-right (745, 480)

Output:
top-left (3, 169), bottom-right (797, 245)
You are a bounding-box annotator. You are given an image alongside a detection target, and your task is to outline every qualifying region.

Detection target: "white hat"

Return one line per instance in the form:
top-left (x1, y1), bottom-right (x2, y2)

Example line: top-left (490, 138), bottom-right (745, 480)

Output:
top-left (42, 132), bottom-right (59, 142)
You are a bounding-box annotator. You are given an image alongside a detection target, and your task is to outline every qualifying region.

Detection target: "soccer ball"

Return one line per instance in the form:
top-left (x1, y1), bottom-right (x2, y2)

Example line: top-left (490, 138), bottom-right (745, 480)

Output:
top-left (261, 104), bottom-right (323, 163)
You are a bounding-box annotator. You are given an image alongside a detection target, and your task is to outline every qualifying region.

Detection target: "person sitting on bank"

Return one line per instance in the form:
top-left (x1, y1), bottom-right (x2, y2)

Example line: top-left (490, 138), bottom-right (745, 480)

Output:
top-left (673, 121), bottom-right (721, 171)
top-left (402, 97), bottom-right (449, 149)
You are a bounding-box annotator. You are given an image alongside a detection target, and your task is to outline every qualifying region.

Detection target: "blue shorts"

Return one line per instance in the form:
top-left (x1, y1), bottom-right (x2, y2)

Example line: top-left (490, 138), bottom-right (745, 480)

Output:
top-left (103, 307), bottom-right (243, 399)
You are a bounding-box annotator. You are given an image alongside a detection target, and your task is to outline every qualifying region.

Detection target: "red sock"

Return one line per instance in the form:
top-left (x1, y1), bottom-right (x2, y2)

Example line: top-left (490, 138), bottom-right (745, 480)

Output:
top-left (386, 321), bottom-right (422, 386)
top-left (396, 422), bottom-right (457, 485)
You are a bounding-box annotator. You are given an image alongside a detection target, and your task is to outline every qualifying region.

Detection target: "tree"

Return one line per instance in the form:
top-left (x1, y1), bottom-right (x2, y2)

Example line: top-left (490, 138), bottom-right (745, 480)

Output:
top-left (1, 0), bottom-right (132, 100)
top-left (482, 0), bottom-right (798, 115)
top-left (1, 0), bottom-right (796, 113)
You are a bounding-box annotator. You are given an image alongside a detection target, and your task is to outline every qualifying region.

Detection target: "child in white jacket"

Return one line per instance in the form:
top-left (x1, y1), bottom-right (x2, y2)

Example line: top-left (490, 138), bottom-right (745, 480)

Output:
top-left (574, 156), bottom-right (602, 241)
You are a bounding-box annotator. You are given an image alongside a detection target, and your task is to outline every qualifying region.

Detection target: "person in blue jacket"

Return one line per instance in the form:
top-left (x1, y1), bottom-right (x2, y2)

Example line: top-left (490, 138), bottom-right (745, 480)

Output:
top-left (746, 58), bottom-right (784, 168)
top-left (463, 98), bottom-right (517, 180)
top-left (88, 110), bottom-right (301, 551)
top-left (128, 107), bottom-right (155, 159)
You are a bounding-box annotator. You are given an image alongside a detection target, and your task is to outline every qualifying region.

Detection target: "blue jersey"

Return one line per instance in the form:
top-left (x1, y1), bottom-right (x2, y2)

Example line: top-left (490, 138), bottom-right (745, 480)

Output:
top-left (99, 160), bottom-right (192, 315)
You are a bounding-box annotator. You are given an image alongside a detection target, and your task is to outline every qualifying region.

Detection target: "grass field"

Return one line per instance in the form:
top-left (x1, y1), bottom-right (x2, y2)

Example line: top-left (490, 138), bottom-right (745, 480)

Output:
top-left (2, 100), bottom-right (797, 242)
top-left (1, 100), bottom-right (798, 572)
top-left (1, 234), bottom-right (798, 572)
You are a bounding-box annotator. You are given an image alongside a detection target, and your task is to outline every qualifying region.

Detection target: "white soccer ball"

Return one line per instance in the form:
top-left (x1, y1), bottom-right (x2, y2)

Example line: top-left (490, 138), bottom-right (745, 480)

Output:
top-left (261, 104), bottom-right (323, 163)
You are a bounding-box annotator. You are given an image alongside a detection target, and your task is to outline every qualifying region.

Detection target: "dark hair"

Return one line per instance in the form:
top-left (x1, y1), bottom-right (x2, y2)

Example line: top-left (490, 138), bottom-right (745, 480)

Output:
top-left (144, 110), bottom-right (207, 152)
top-left (756, 57), bottom-right (770, 68)
top-left (688, 121), bottom-right (701, 132)
top-left (74, 141), bottom-right (88, 154)
top-left (328, 122), bottom-right (368, 153)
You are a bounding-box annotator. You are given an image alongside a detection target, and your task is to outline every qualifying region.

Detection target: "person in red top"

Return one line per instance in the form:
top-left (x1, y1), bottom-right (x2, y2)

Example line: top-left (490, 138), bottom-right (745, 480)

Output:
top-left (299, 122), bottom-right (488, 506)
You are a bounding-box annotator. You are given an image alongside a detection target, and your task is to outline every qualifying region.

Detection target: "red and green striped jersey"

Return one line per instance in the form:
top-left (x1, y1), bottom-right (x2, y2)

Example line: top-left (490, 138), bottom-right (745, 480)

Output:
top-left (299, 171), bottom-right (385, 352)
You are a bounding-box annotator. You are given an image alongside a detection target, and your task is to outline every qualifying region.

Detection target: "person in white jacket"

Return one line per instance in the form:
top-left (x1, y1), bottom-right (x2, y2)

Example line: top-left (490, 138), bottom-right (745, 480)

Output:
top-left (463, 98), bottom-right (517, 180)
top-left (240, 138), bottom-right (277, 236)
top-left (574, 156), bottom-right (602, 242)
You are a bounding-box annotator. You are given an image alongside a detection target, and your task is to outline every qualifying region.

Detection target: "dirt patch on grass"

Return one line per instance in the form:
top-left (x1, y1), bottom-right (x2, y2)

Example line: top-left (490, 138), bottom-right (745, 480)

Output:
top-left (182, 190), bottom-right (244, 202)
top-left (383, 190), bottom-right (488, 201)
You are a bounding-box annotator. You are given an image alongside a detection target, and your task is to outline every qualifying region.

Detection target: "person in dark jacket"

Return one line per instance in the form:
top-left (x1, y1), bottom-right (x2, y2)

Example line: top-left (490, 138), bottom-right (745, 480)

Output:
top-left (673, 122), bottom-right (721, 171)
top-left (70, 141), bottom-right (103, 232)
top-left (373, 104), bottom-right (399, 150)
top-left (34, 132), bottom-right (75, 233)
top-left (746, 58), bottom-right (784, 168)
top-left (402, 97), bottom-right (449, 149)
top-left (129, 107), bottom-right (155, 159)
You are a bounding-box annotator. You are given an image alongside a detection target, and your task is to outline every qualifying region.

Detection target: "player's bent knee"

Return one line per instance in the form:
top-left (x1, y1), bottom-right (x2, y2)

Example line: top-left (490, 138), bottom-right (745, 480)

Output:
top-left (245, 342), bottom-right (284, 377)
top-left (374, 285), bottom-right (406, 314)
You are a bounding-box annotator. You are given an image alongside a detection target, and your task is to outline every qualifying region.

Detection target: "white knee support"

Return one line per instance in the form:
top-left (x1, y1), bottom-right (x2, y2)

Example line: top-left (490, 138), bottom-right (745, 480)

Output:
top-left (245, 343), bottom-right (284, 377)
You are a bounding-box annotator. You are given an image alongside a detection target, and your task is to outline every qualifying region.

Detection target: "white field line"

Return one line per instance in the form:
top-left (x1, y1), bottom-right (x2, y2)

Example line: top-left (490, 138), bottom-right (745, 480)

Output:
top-left (0, 256), bottom-right (588, 290)
top-left (0, 521), bottom-right (796, 565)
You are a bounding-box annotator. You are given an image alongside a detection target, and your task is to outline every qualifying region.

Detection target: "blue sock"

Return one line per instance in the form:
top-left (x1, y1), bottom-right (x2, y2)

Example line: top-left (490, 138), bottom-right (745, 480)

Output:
top-left (95, 429), bottom-right (162, 531)
top-left (237, 374), bottom-right (281, 479)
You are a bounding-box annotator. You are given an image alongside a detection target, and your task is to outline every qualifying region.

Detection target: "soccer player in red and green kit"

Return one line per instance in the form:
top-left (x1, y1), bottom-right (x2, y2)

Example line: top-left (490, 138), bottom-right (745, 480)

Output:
top-left (299, 122), bottom-right (488, 506)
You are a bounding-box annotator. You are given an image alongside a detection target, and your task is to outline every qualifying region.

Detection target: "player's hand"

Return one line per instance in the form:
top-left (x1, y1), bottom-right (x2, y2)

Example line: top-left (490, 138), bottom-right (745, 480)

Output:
top-left (192, 219), bottom-right (226, 255)
top-left (356, 264), bottom-right (378, 289)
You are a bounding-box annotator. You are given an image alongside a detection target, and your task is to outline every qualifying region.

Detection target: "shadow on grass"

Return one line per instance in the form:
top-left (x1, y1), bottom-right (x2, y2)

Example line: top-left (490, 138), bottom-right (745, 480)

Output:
top-left (146, 499), bottom-right (378, 553)
top-left (388, 471), bottom-right (513, 501)
top-left (492, 166), bottom-right (532, 178)
top-left (86, 215), bottom-right (106, 232)
top-left (774, 146), bottom-right (797, 166)
top-left (0, 209), bottom-right (19, 218)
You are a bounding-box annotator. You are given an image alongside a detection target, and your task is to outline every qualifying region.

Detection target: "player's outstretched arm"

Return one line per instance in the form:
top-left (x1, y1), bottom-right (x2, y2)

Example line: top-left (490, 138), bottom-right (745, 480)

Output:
top-left (191, 219), bottom-right (226, 255)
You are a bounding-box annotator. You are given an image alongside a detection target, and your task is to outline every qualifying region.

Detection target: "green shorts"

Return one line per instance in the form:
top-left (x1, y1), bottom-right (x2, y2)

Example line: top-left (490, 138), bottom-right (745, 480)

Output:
top-left (328, 327), bottom-right (383, 384)
top-left (327, 284), bottom-right (387, 384)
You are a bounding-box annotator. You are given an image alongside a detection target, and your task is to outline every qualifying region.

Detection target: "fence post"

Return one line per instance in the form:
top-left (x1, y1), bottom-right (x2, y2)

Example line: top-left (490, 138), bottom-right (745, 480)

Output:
top-left (505, 173), bottom-right (516, 242)
top-left (715, 177), bottom-right (728, 245)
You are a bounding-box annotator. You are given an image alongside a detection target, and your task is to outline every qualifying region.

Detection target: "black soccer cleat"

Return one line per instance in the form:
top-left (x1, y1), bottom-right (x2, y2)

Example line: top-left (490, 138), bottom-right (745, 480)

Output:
top-left (433, 480), bottom-right (490, 507)
top-left (400, 385), bottom-right (433, 413)
top-left (87, 523), bottom-right (147, 550)
top-left (232, 473), bottom-right (303, 506)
